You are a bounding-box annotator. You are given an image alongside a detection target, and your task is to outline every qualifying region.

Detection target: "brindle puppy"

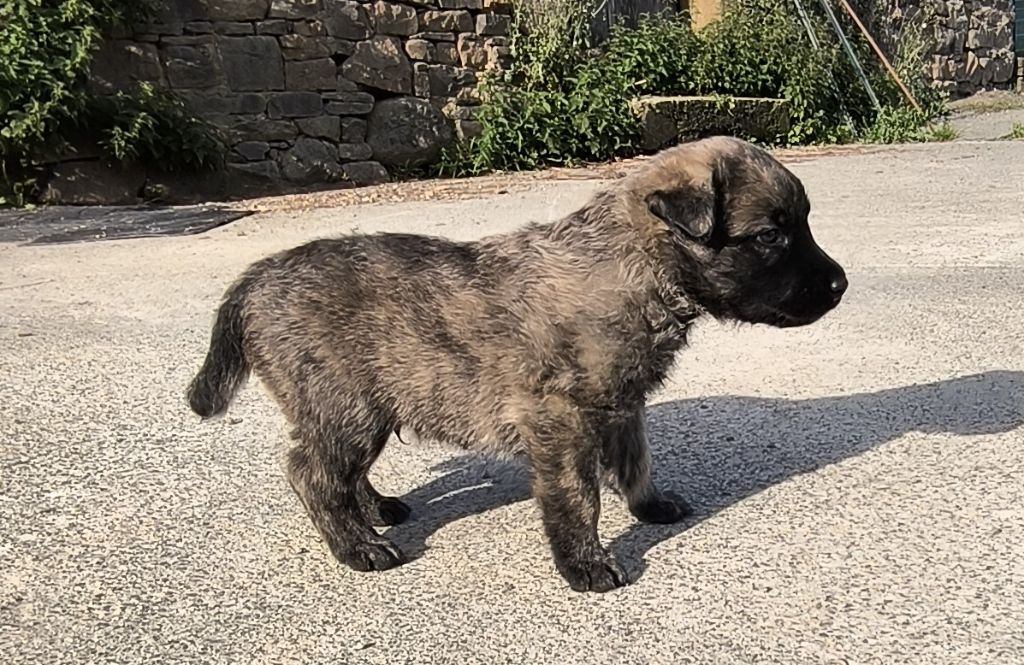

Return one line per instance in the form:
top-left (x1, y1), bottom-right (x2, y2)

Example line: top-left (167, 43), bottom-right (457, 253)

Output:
top-left (187, 136), bottom-right (847, 592)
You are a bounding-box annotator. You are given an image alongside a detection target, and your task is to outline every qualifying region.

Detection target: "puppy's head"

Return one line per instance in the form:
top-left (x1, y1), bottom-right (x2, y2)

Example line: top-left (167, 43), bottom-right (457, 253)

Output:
top-left (629, 136), bottom-right (847, 328)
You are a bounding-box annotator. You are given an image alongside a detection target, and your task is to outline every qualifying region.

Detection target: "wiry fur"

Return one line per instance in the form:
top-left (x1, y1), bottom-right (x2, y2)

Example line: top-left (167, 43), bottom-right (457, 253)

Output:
top-left (187, 137), bottom-right (847, 592)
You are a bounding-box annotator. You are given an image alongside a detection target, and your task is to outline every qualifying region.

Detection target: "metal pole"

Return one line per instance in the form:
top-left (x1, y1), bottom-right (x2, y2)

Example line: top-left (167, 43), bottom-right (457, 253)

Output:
top-left (816, 0), bottom-right (881, 111)
top-left (835, 0), bottom-right (922, 111)
top-left (791, 0), bottom-right (855, 129)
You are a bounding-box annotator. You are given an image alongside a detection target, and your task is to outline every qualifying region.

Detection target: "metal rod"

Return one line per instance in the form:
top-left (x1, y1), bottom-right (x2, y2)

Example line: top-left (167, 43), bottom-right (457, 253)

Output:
top-left (834, 0), bottom-right (922, 111)
top-left (791, 0), bottom-right (855, 129)
top-left (816, 0), bottom-right (881, 110)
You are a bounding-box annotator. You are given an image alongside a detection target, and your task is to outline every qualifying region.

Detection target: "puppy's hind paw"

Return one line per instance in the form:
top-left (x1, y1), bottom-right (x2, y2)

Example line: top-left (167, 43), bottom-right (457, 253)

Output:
top-left (559, 555), bottom-right (629, 593)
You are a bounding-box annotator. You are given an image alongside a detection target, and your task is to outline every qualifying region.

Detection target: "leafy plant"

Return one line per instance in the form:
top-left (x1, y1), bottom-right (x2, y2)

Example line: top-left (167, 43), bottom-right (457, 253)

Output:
top-left (95, 83), bottom-right (227, 172)
top-left (1, 0), bottom-right (225, 206)
top-left (442, 0), bottom-right (945, 177)
top-left (1004, 122), bottom-right (1024, 140)
top-left (925, 121), bottom-right (958, 142)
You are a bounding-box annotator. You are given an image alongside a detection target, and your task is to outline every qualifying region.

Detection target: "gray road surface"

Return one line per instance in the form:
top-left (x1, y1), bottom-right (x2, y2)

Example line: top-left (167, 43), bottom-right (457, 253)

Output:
top-left (2, 141), bottom-right (1023, 664)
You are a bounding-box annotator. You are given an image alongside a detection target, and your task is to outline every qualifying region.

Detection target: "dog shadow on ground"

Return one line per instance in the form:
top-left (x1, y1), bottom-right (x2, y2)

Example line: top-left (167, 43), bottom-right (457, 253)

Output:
top-left (384, 371), bottom-right (1024, 579)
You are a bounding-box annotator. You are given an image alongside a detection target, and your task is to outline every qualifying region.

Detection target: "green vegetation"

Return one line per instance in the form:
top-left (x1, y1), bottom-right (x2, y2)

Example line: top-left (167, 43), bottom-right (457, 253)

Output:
top-left (1, 0), bottom-right (225, 206)
top-left (438, 0), bottom-right (945, 176)
top-left (1004, 122), bottom-right (1024, 140)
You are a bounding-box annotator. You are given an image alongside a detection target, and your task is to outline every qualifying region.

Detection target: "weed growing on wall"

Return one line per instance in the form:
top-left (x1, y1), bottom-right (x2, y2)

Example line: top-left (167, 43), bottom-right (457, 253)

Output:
top-left (0, 0), bottom-right (225, 206)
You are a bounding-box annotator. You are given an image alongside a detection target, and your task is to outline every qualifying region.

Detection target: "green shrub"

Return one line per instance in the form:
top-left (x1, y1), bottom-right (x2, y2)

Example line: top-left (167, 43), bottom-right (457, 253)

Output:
top-left (443, 0), bottom-right (944, 176)
top-left (1004, 122), bottom-right (1024, 140)
top-left (1, 0), bottom-right (225, 206)
top-left (95, 83), bottom-right (227, 171)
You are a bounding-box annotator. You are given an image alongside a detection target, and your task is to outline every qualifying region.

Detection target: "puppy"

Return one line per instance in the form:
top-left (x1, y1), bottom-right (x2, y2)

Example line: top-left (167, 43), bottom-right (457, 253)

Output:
top-left (187, 136), bottom-right (847, 592)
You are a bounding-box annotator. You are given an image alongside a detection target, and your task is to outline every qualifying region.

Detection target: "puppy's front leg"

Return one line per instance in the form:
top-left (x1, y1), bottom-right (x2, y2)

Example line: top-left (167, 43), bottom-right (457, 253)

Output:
top-left (603, 408), bottom-right (692, 524)
top-left (525, 406), bottom-right (627, 592)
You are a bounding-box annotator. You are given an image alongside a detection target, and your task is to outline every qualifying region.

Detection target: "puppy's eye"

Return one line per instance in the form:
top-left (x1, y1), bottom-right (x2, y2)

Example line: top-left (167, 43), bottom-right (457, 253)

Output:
top-left (757, 229), bottom-right (784, 246)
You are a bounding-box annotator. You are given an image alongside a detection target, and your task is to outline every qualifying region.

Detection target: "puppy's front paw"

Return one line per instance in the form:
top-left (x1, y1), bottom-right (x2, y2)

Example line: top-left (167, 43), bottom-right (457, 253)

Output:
top-left (339, 540), bottom-right (406, 572)
top-left (630, 491), bottom-right (692, 524)
top-left (558, 555), bottom-right (629, 593)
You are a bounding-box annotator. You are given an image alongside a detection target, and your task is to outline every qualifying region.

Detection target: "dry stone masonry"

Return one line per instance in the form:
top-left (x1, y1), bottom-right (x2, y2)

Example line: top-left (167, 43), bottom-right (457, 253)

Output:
top-left (86, 0), bottom-right (513, 199)
top-left (60, 1), bottom-right (1019, 203)
top-left (924, 0), bottom-right (1018, 95)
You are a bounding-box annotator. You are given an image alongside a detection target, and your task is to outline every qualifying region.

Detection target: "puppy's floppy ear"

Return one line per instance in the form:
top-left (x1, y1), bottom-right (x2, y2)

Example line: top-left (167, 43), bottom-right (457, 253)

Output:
top-left (645, 166), bottom-right (724, 243)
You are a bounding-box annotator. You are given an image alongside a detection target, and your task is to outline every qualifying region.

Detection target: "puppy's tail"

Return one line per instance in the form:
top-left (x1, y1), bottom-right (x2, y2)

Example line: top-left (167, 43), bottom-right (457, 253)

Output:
top-left (187, 278), bottom-right (253, 419)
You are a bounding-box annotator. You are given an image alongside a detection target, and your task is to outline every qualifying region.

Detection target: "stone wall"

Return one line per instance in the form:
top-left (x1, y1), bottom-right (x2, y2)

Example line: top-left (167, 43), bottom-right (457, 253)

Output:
top-left (925, 0), bottom-right (1017, 96)
top-left (64, 0), bottom-right (513, 203)
top-left (864, 0), bottom-right (1018, 97)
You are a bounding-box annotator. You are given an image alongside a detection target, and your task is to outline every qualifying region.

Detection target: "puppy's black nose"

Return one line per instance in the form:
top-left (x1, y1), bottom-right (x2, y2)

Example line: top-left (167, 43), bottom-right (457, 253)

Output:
top-left (829, 274), bottom-right (848, 295)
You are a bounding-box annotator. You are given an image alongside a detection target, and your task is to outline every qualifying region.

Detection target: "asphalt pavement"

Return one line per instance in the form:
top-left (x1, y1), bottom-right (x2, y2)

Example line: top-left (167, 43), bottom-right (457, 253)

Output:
top-left (2, 140), bottom-right (1023, 664)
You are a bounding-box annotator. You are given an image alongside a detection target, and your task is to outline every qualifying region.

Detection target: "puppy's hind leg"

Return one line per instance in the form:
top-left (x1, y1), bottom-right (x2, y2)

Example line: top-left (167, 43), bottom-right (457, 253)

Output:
top-left (287, 413), bottom-right (406, 572)
top-left (602, 408), bottom-right (692, 524)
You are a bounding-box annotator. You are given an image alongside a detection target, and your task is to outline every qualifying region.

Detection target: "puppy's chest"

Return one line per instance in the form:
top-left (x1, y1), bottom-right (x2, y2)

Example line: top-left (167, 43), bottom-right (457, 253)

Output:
top-left (558, 304), bottom-right (690, 406)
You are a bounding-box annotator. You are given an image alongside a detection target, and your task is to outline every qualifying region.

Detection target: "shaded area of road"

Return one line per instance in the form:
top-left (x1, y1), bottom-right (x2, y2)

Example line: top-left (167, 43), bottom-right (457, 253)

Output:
top-left (0, 205), bottom-right (250, 245)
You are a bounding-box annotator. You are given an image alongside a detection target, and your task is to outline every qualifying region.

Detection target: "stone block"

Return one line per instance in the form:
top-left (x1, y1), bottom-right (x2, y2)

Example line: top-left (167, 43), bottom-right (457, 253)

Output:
top-left (269, 0), bottom-right (321, 19)
top-left (268, 92), bottom-right (324, 117)
top-left (285, 58), bottom-right (338, 89)
top-left (990, 51), bottom-right (1014, 83)
top-left (279, 34), bottom-right (333, 60)
top-left (340, 117), bottom-right (367, 142)
top-left (278, 137), bottom-right (342, 182)
top-left (89, 41), bottom-right (165, 94)
top-left (476, 13), bottom-right (510, 35)
top-left (208, 0), bottom-right (269, 20)
top-left (341, 37), bottom-right (412, 93)
top-left (324, 92), bottom-right (376, 114)
top-left (293, 19), bottom-right (328, 36)
top-left (413, 61), bottom-right (430, 97)
top-left (332, 38), bottom-right (359, 56)
top-left (426, 64), bottom-right (476, 97)
top-left (321, 0), bottom-right (372, 39)
top-left (214, 21), bottom-right (256, 34)
top-left (161, 37), bottom-right (223, 89)
top-left (965, 51), bottom-right (983, 86)
top-left (439, 0), bottom-right (482, 8)
top-left (481, 0), bottom-right (513, 12)
top-left (366, 96), bottom-right (453, 167)
top-left (629, 95), bottom-right (790, 150)
top-left (435, 43), bottom-right (458, 65)
top-left (487, 44), bottom-right (511, 70)
top-left (457, 34), bottom-right (487, 69)
top-left (218, 36), bottom-right (285, 90)
top-left (332, 78), bottom-right (361, 92)
top-left (297, 115), bottom-right (342, 140)
top-left (257, 19), bottom-right (290, 35)
top-left (232, 118), bottom-right (299, 141)
top-left (371, 1), bottom-right (419, 36)
top-left (229, 160), bottom-right (281, 179)
top-left (234, 141), bottom-right (271, 160)
top-left (455, 118), bottom-right (482, 141)
top-left (337, 142), bottom-right (374, 161)
top-left (178, 91), bottom-right (268, 114)
top-left (406, 39), bottom-right (433, 61)
top-left (413, 32), bottom-right (457, 42)
top-left (184, 21), bottom-right (215, 34)
top-left (421, 10), bottom-right (473, 32)
top-left (137, 0), bottom-right (206, 35)
top-left (342, 161), bottom-right (389, 185)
